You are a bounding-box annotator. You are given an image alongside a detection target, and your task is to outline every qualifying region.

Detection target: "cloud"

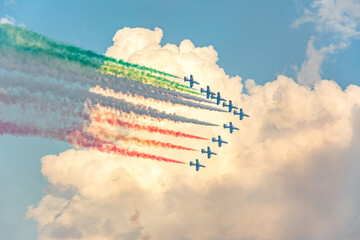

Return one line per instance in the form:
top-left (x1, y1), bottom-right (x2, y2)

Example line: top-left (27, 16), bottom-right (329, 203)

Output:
top-left (26, 26), bottom-right (360, 240)
top-left (293, 0), bottom-right (360, 85)
top-left (293, 0), bottom-right (360, 39)
top-left (0, 15), bottom-right (15, 25)
top-left (297, 37), bottom-right (339, 85)
top-left (105, 27), bottom-right (243, 101)
top-left (0, 15), bottom-right (25, 27)
top-left (106, 27), bottom-right (164, 62)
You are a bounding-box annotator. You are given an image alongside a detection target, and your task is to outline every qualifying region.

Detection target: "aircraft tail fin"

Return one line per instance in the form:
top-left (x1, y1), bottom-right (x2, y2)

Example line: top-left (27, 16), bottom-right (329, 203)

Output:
top-left (190, 161), bottom-right (195, 166)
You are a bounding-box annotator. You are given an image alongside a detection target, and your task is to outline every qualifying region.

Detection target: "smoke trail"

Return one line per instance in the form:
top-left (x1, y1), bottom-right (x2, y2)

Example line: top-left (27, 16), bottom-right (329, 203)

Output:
top-left (0, 120), bottom-right (71, 139)
top-left (0, 24), bottom-right (196, 95)
top-left (89, 125), bottom-right (197, 151)
top-left (0, 120), bottom-right (185, 164)
top-left (124, 137), bottom-right (197, 151)
top-left (91, 86), bottom-right (227, 113)
top-left (98, 144), bottom-right (186, 164)
top-left (92, 113), bottom-right (209, 140)
top-left (0, 69), bottom-right (218, 126)
top-left (0, 23), bottom-right (177, 79)
top-left (99, 61), bottom-right (199, 95)
top-left (113, 59), bottom-right (179, 79)
top-left (66, 130), bottom-right (186, 164)
top-left (0, 53), bottom-right (215, 106)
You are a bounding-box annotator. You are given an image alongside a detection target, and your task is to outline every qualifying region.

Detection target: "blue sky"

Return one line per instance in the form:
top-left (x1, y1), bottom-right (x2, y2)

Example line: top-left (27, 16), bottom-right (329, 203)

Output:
top-left (0, 0), bottom-right (319, 84)
top-left (2, 0), bottom-right (359, 86)
top-left (1, 0), bottom-right (360, 239)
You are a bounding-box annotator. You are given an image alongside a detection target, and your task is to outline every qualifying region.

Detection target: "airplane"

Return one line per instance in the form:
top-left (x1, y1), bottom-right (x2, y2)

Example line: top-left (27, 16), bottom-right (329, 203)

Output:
top-left (223, 122), bottom-right (239, 134)
top-left (211, 92), bottom-right (226, 105)
top-left (184, 74), bottom-right (199, 88)
top-left (234, 108), bottom-right (250, 120)
top-left (223, 100), bottom-right (238, 112)
top-left (200, 86), bottom-right (215, 99)
top-left (212, 135), bottom-right (228, 147)
top-left (201, 146), bottom-right (217, 159)
top-left (190, 159), bottom-right (206, 171)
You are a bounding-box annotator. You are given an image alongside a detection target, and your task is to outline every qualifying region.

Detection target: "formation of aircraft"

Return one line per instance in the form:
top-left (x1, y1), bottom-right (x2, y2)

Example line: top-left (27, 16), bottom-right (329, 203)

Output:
top-left (190, 159), bottom-right (206, 171)
top-left (223, 100), bottom-right (238, 112)
top-left (184, 75), bottom-right (199, 88)
top-left (211, 92), bottom-right (226, 105)
top-left (200, 86), bottom-right (215, 99)
top-left (201, 146), bottom-right (217, 159)
top-left (234, 108), bottom-right (249, 120)
top-left (212, 135), bottom-right (228, 147)
top-left (223, 122), bottom-right (239, 134)
top-left (184, 74), bottom-right (250, 172)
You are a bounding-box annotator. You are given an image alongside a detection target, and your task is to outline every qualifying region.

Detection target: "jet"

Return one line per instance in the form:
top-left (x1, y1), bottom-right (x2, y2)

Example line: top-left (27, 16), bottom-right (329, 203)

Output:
top-left (201, 146), bottom-right (217, 159)
top-left (234, 108), bottom-right (250, 120)
top-left (212, 135), bottom-right (228, 147)
top-left (223, 100), bottom-right (238, 112)
top-left (190, 159), bottom-right (206, 171)
top-left (211, 92), bottom-right (226, 105)
top-left (223, 122), bottom-right (239, 134)
top-left (200, 86), bottom-right (215, 99)
top-left (184, 75), bottom-right (199, 88)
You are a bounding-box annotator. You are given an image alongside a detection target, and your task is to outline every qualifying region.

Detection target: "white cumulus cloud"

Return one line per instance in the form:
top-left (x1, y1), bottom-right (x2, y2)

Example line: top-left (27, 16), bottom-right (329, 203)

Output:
top-left (0, 15), bottom-right (15, 25)
top-left (293, 0), bottom-right (360, 85)
top-left (26, 25), bottom-right (360, 240)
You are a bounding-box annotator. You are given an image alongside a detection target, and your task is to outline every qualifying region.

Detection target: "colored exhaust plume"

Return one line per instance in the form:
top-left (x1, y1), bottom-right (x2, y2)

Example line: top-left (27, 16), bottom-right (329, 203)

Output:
top-left (0, 121), bottom-right (185, 164)
top-left (99, 61), bottom-right (200, 95)
top-left (90, 125), bottom-right (197, 151)
top-left (93, 114), bottom-right (208, 140)
top-left (0, 69), bottom-right (218, 126)
top-left (66, 130), bottom-right (186, 164)
top-left (0, 24), bottom-right (198, 95)
top-left (0, 23), bottom-right (216, 164)
top-left (121, 137), bottom-right (197, 151)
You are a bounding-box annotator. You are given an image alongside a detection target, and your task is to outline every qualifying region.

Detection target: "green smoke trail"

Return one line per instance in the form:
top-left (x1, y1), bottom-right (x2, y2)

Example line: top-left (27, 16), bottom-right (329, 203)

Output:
top-left (99, 61), bottom-right (199, 95)
top-left (112, 59), bottom-right (179, 79)
top-left (0, 24), bottom-right (199, 95)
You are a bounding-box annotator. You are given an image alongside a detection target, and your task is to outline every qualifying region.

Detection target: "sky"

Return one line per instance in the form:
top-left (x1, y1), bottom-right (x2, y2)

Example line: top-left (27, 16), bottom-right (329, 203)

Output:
top-left (1, 0), bottom-right (360, 240)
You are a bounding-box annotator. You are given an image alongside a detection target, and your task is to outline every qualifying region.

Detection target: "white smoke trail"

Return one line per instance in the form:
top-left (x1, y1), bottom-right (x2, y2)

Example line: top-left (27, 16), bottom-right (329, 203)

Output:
top-left (0, 68), bottom-right (218, 126)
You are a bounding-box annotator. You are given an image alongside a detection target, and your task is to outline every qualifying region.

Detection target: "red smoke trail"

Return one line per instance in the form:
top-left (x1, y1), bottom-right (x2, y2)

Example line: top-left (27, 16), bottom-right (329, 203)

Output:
top-left (92, 114), bottom-right (209, 140)
top-left (0, 121), bottom-right (71, 139)
top-left (97, 144), bottom-right (187, 164)
top-left (128, 137), bottom-right (197, 151)
top-left (111, 119), bottom-right (208, 140)
top-left (89, 125), bottom-right (198, 151)
top-left (0, 121), bottom-right (41, 136)
top-left (66, 130), bottom-right (187, 164)
top-left (0, 121), bottom-right (186, 164)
